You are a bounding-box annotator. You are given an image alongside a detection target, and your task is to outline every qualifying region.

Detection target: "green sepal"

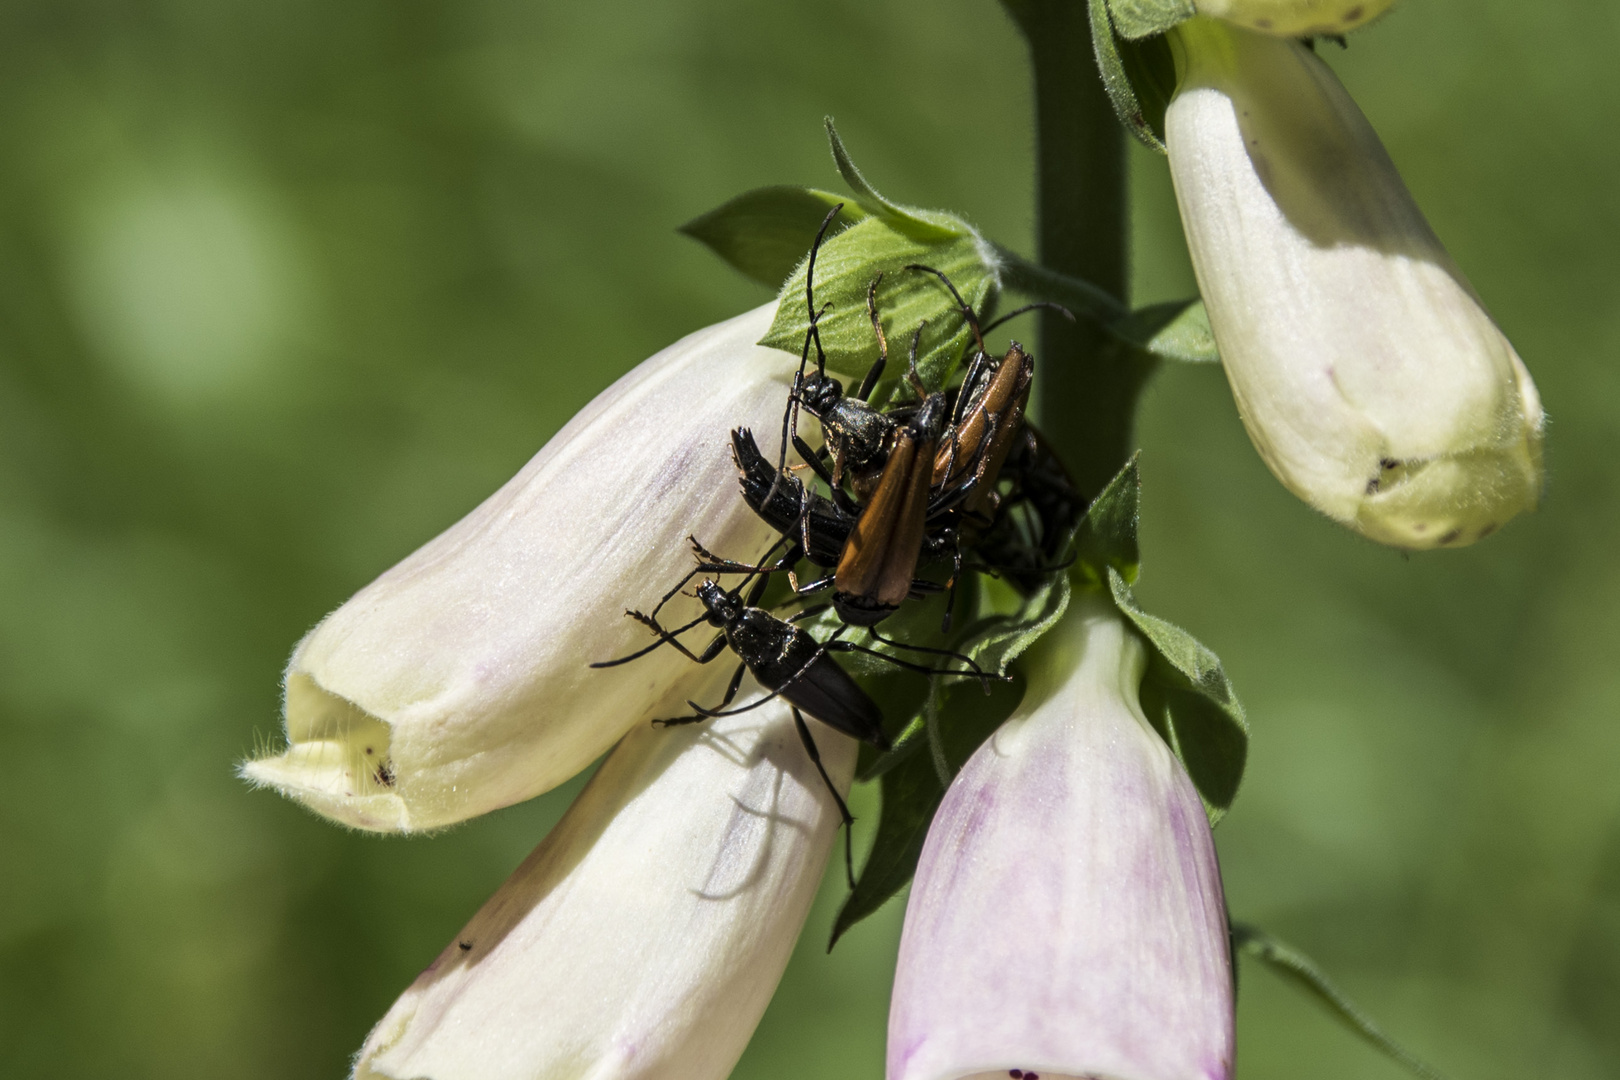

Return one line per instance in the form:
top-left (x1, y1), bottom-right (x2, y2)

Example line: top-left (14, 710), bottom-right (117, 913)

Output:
top-left (759, 216), bottom-right (997, 390)
top-left (1112, 298), bottom-right (1219, 364)
top-left (678, 188), bottom-right (866, 290)
top-left (1071, 455), bottom-right (1141, 589)
top-left (1232, 923), bottom-right (1450, 1080)
top-left (1106, 0), bottom-right (1195, 40)
top-left (1109, 566), bottom-right (1248, 822)
top-left (823, 118), bottom-right (969, 243)
top-left (1087, 0), bottom-right (1182, 152)
top-left (1089, 0), bottom-right (1165, 152)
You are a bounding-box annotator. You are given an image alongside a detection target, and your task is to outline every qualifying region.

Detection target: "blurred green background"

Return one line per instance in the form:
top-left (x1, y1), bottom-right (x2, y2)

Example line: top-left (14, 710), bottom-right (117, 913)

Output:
top-left (0, 0), bottom-right (1614, 1076)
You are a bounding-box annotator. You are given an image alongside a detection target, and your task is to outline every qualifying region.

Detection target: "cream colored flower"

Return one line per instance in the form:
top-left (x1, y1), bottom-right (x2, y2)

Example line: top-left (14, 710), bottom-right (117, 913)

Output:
top-left (241, 304), bottom-right (796, 830)
top-left (1196, 0), bottom-right (1395, 37)
top-left (355, 683), bottom-right (856, 1080)
top-left (1166, 19), bottom-right (1544, 550)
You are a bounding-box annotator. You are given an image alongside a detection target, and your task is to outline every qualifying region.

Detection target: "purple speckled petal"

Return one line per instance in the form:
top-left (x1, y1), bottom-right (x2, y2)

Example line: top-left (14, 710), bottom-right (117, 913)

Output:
top-left (888, 594), bottom-right (1233, 1080)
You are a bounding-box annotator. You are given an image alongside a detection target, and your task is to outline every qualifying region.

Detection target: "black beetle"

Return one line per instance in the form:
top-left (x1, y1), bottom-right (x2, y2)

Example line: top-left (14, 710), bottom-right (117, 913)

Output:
top-left (592, 570), bottom-right (984, 883)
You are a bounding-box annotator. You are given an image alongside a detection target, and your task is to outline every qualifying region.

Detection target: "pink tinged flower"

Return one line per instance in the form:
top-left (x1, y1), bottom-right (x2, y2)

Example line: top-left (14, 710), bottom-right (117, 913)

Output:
top-left (1165, 19), bottom-right (1544, 550)
top-left (354, 686), bottom-right (856, 1080)
top-left (241, 303), bottom-right (796, 831)
top-left (887, 594), bottom-right (1234, 1080)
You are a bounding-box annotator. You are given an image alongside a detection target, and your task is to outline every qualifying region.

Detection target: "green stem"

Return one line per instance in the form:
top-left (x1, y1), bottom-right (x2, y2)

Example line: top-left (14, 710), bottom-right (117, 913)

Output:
top-left (1001, 0), bottom-right (1153, 498)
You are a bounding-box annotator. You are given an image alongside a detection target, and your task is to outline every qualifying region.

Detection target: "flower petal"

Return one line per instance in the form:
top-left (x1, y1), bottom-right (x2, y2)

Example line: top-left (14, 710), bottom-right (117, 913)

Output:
top-left (1195, 0), bottom-right (1394, 37)
top-left (888, 595), bottom-right (1233, 1080)
top-left (1166, 20), bottom-right (1544, 549)
top-left (242, 303), bottom-right (800, 830)
top-left (354, 680), bottom-right (856, 1080)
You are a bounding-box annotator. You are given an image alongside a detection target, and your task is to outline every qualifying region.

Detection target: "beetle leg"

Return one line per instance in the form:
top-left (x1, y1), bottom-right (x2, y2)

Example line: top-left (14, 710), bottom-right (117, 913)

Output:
top-left (858, 274), bottom-right (890, 402)
top-left (784, 600), bottom-right (833, 623)
top-left (656, 660), bottom-right (749, 728)
top-left (951, 348), bottom-right (994, 428)
top-left (905, 321), bottom-right (928, 399)
top-left (941, 543), bottom-right (965, 634)
top-left (792, 706), bottom-right (857, 889)
top-left (688, 536), bottom-right (795, 581)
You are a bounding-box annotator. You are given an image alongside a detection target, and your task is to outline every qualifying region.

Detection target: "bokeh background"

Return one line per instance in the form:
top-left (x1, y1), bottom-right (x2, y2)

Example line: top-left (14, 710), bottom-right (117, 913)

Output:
top-left (0, 0), bottom-right (1614, 1076)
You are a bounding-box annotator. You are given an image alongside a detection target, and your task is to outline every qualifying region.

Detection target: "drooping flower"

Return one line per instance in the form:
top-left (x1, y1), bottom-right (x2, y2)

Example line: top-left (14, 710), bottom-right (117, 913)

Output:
top-left (1165, 18), bottom-right (1544, 550)
top-left (1194, 0), bottom-right (1394, 37)
top-left (887, 593), bottom-right (1233, 1080)
top-left (354, 680), bottom-right (856, 1080)
top-left (241, 303), bottom-right (798, 831)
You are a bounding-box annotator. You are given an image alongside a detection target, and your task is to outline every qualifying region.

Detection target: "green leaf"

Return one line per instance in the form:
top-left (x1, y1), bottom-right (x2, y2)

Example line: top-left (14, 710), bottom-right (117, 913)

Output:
top-left (679, 187), bottom-right (865, 289)
top-left (1233, 924), bottom-right (1451, 1080)
top-left (759, 216), bottom-right (997, 388)
top-left (1071, 455), bottom-right (1141, 588)
top-left (1106, 0), bottom-right (1195, 40)
top-left (1108, 566), bottom-right (1248, 821)
top-left (1112, 298), bottom-right (1219, 363)
top-left (960, 571), bottom-right (1072, 678)
top-left (824, 118), bottom-right (967, 242)
top-left (1088, 0), bottom-right (1166, 153)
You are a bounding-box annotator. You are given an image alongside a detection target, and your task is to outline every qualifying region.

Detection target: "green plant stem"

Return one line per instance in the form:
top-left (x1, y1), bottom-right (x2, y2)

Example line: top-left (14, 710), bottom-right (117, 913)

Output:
top-left (1001, 0), bottom-right (1153, 498)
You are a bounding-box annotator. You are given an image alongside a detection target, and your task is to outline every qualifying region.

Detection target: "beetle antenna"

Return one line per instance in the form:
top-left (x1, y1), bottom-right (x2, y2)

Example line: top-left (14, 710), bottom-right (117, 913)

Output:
top-left (905, 263), bottom-right (987, 359)
top-left (982, 301), bottom-right (1075, 335)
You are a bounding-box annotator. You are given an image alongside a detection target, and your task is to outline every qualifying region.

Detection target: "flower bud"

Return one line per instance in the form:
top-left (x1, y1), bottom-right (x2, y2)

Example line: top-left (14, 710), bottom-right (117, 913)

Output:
top-left (241, 304), bottom-right (797, 831)
top-left (1195, 0), bottom-right (1394, 37)
top-left (887, 595), bottom-right (1234, 1080)
top-left (1166, 19), bottom-right (1544, 550)
top-left (354, 684), bottom-right (856, 1080)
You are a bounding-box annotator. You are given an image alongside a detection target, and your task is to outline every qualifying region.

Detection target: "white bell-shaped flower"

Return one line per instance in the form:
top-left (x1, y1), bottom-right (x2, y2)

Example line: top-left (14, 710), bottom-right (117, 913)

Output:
top-left (887, 594), bottom-right (1234, 1080)
top-left (242, 304), bottom-right (796, 831)
top-left (353, 682), bottom-right (856, 1080)
top-left (1195, 0), bottom-right (1394, 36)
top-left (1166, 19), bottom-right (1544, 550)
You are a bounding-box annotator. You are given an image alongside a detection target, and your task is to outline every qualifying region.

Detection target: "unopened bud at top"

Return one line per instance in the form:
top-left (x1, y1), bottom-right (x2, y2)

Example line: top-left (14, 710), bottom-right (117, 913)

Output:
top-left (1165, 18), bottom-right (1544, 550)
top-left (1196, 0), bottom-right (1395, 36)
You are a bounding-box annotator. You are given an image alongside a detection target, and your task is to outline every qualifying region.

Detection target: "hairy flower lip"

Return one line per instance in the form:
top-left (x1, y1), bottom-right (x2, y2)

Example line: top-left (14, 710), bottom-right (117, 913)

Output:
top-left (887, 593), bottom-right (1234, 1080)
top-left (353, 677), bottom-right (855, 1080)
top-left (241, 303), bottom-right (802, 832)
top-left (1165, 19), bottom-right (1544, 551)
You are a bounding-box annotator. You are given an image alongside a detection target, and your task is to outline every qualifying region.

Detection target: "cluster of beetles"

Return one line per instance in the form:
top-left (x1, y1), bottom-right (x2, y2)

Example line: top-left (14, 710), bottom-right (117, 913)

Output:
top-left (595, 208), bottom-right (1082, 876)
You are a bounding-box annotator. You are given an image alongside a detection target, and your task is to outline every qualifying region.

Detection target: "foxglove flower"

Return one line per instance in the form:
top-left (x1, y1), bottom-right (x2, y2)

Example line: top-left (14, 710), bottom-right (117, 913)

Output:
top-left (1195, 0), bottom-right (1393, 36)
top-left (1166, 19), bottom-right (1544, 550)
top-left (888, 594), bottom-right (1233, 1080)
top-left (355, 681), bottom-right (856, 1080)
top-left (242, 303), bottom-right (797, 831)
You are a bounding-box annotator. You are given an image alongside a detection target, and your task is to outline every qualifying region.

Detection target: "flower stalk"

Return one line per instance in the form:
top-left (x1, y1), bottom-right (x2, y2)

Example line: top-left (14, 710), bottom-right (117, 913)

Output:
top-left (1000, 0), bottom-right (1143, 499)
